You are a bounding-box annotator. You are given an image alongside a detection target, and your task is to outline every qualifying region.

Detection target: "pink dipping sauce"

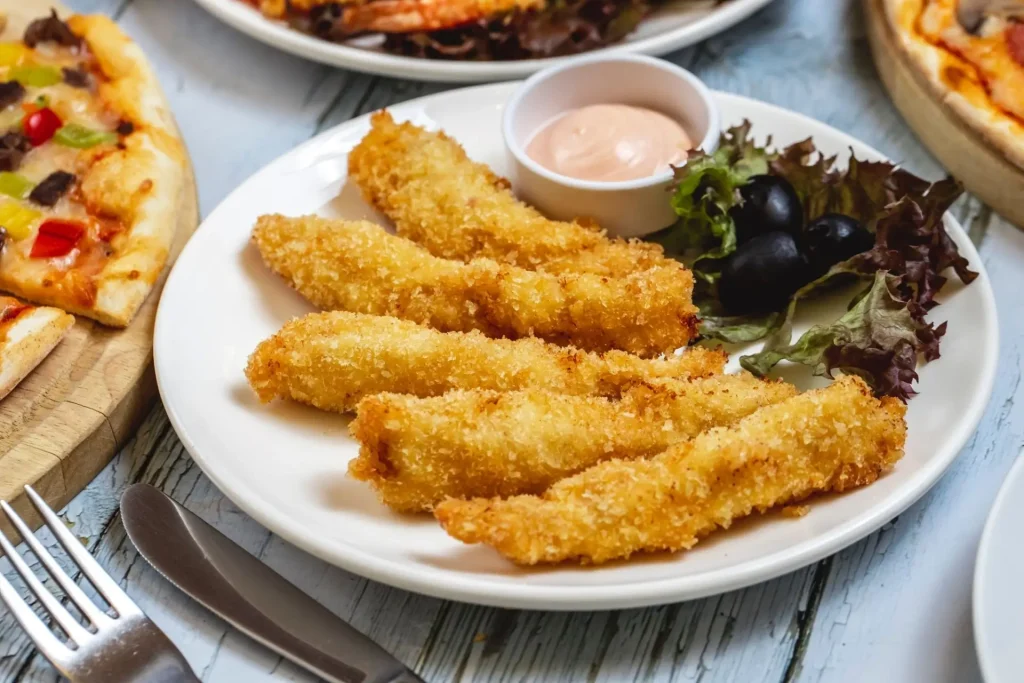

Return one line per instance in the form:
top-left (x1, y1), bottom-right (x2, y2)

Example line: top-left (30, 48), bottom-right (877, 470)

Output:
top-left (525, 104), bottom-right (692, 183)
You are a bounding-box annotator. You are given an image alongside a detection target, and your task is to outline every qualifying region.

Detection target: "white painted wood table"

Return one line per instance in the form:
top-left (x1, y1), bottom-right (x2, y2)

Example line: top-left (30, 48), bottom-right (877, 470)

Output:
top-left (2, 0), bottom-right (1023, 681)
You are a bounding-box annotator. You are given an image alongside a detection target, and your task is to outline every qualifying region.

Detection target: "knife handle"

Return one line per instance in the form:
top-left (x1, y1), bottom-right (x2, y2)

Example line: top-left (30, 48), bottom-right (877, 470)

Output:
top-left (384, 671), bottom-right (428, 683)
top-left (387, 671), bottom-right (428, 683)
top-left (143, 670), bottom-right (201, 683)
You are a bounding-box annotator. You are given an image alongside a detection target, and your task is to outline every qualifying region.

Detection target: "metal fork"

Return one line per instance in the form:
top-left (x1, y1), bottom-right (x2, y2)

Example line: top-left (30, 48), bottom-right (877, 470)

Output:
top-left (0, 486), bottom-right (199, 683)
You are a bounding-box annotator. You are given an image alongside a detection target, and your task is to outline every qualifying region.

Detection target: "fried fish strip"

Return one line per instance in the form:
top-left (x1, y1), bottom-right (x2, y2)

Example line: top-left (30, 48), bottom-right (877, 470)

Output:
top-left (252, 214), bottom-right (698, 357)
top-left (245, 311), bottom-right (726, 413)
top-left (435, 376), bottom-right (907, 564)
top-left (349, 374), bottom-right (799, 512)
top-left (347, 112), bottom-right (670, 277)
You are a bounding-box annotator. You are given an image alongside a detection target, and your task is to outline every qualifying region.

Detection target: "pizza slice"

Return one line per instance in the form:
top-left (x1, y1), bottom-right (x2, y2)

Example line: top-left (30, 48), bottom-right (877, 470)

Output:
top-left (0, 11), bottom-right (185, 326)
top-left (0, 294), bottom-right (73, 400)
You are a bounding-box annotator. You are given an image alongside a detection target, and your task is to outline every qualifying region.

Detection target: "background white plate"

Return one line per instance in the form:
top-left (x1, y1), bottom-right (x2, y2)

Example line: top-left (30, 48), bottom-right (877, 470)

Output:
top-left (190, 0), bottom-right (774, 82)
top-left (974, 448), bottom-right (1024, 683)
top-left (154, 83), bottom-right (998, 611)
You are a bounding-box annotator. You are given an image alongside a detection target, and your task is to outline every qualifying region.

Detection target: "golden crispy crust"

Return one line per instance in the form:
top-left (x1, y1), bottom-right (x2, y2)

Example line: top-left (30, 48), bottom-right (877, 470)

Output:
top-left (245, 311), bottom-right (726, 412)
top-left (348, 112), bottom-right (673, 277)
top-left (71, 16), bottom-right (185, 326)
top-left (882, 0), bottom-right (1024, 171)
top-left (0, 15), bottom-right (189, 327)
top-left (0, 304), bottom-right (74, 400)
top-left (348, 374), bottom-right (798, 512)
top-left (435, 376), bottom-right (907, 565)
top-left (251, 214), bottom-right (699, 357)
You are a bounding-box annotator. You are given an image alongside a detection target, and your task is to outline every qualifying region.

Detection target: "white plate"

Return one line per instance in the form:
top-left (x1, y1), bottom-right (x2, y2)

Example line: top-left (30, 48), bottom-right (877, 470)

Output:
top-left (154, 83), bottom-right (998, 611)
top-left (974, 449), bottom-right (1024, 682)
top-left (190, 0), bottom-right (774, 83)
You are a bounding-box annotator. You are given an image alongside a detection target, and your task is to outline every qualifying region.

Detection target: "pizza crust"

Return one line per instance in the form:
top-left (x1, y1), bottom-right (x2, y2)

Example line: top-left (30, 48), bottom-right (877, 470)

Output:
top-left (0, 305), bottom-right (74, 400)
top-left (882, 0), bottom-right (1024, 172)
top-left (67, 15), bottom-right (187, 326)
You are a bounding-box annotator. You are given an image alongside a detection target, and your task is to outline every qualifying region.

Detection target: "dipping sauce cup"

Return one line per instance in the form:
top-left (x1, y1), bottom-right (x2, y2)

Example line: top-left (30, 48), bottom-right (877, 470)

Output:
top-left (503, 54), bottom-right (720, 238)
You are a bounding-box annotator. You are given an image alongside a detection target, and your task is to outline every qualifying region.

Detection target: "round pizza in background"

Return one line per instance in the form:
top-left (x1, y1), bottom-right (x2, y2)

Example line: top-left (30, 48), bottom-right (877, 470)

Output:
top-left (882, 0), bottom-right (1024, 170)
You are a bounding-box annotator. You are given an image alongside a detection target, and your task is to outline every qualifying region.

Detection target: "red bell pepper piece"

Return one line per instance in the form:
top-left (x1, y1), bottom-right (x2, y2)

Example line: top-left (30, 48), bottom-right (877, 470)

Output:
top-left (30, 219), bottom-right (84, 258)
top-left (23, 107), bottom-right (63, 146)
top-left (1008, 23), bottom-right (1024, 67)
top-left (0, 301), bottom-right (28, 323)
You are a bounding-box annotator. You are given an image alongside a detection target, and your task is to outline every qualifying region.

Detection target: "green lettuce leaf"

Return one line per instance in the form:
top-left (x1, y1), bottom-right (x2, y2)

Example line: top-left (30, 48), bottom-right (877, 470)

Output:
top-left (696, 310), bottom-right (784, 344)
top-left (740, 272), bottom-right (946, 400)
top-left (664, 121), bottom-right (775, 263)
top-left (662, 123), bottom-right (977, 399)
top-left (736, 175), bottom-right (973, 399)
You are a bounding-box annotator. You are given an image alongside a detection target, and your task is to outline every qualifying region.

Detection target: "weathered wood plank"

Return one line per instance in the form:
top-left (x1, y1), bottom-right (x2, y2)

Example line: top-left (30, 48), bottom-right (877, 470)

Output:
top-left (3, 1), bottom-right (1020, 682)
top-left (111, 0), bottom-right (362, 217)
top-left (0, 408), bottom-right (172, 682)
top-left (790, 214), bottom-right (1023, 683)
top-left (1, 0), bottom-right (364, 676)
top-left (4, 404), bottom-right (450, 680)
top-left (412, 568), bottom-right (814, 682)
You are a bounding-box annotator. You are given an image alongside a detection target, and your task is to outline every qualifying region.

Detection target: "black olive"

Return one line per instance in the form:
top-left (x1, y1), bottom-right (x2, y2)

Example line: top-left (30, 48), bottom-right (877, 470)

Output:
top-left (0, 81), bottom-right (25, 110)
top-left (61, 67), bottom-right (91, 89)
top-left (23, 10), bottom-right (81, 48)
top-left (729, 174), bottom-right (803, 244)
top-left (804, 213), bottom-right (874, 275)
top-left (718, 231), bottom-right (809, 315)
top-left (29, 171), bottom-right (75, 207)
top-left (0, 132), bottom-right (31, 172)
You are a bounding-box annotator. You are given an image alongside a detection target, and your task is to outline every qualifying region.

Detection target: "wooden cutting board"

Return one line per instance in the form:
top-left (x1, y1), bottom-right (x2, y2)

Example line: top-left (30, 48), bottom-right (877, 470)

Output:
top-left (864, 0), bottom-right (1024, 227)
top-left (0, 0), bottom-right (199, 534)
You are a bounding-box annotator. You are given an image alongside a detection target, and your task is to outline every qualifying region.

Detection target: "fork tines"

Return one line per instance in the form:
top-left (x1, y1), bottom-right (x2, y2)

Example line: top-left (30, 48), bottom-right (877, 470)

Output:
top-left (0, 486), bottom-right (139, 668)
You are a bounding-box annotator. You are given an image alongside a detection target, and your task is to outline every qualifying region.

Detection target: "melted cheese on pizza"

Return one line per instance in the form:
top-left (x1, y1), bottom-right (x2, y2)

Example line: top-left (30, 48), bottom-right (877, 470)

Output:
top-left (0, 294), bottom-right (28, 323)
top-left (0, 32), bottom-right (126, 310)
top-left (0, 294), bottom-right (32, 359)
top-left (916, 0), bottom-right (1024, 123)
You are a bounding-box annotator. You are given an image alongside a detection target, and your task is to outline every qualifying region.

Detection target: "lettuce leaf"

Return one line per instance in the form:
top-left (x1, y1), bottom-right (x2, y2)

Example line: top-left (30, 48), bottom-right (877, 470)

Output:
top-left (770, 145), bottom-right (912, 224)
top-left (737, 178), bottom-right (975, 399)
top-left (663, 124), bottom-right (978, 399)
top-left (740, 272), bottom-right (946, 400)
top-left (664, 121), bottom-right (775, 266)
top-left (378, 0), bottom-right (652, 60)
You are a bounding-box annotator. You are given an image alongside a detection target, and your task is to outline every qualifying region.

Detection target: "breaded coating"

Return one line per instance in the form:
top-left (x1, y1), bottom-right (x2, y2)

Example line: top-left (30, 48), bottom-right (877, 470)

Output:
top-left (245, 311), bottom-right (727, 413)
top-left (347, 111), bottom-right (670, 277)
top-left (435, 376), bottom-right (907, 565)
top-left (349, 373), bottom-right (798, 512)
top-left (251, 214), bottom-right (699, 357)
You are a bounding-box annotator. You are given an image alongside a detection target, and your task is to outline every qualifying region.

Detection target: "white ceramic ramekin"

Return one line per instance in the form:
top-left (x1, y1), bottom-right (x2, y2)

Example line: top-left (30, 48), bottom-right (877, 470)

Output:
top-left (503, 54), bottom-right (720, 238)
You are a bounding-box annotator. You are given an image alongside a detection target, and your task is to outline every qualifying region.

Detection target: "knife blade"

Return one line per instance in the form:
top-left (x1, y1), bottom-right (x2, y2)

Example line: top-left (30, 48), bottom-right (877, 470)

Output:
top-left (120, 483), bottom-right (425, 683)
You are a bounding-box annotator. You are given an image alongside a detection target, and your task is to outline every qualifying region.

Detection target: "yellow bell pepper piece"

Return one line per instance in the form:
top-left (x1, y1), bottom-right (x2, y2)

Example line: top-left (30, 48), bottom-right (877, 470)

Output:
top-left (10, 65), bottom-right (62, 88)
top-left (0, 201), bottom-right (42, 241)
top-left (0, 43), bottom-right (30, 69)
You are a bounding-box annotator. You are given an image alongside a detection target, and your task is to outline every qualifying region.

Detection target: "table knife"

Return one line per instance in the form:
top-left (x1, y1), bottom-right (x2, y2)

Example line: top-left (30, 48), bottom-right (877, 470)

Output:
top-left (120, 483), bottom-right (425, 683)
